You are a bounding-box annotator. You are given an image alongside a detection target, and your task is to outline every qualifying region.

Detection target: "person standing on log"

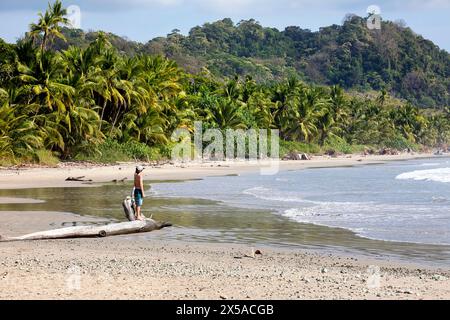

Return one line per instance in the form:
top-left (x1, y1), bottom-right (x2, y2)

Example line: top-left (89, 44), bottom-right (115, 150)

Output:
top-left (133, 165), bottom-right (146, 221)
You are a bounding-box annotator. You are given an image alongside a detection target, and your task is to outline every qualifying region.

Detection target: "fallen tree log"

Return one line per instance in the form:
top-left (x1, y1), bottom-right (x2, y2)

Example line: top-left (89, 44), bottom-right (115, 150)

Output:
top-left (66, 176), bottom-right (93, 182)
top-left (0, 219), bottom-right (172, 242)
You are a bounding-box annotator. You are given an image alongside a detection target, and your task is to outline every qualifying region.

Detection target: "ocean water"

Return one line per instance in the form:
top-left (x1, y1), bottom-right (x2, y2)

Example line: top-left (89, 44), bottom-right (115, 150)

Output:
top-left (153, 157), bottom-right (450, 246)
top-left (1, 157), bottom-right (449, 265)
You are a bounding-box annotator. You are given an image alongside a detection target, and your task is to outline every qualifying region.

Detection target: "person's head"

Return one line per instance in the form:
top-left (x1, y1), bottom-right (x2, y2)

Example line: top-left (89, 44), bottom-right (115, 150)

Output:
top-left (135, 165), bottom-right (145, 174)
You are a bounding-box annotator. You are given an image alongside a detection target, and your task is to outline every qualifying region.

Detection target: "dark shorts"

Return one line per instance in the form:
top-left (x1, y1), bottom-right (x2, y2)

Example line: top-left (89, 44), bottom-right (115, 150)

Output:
top-left (134, 188), bottom-right (143, 207)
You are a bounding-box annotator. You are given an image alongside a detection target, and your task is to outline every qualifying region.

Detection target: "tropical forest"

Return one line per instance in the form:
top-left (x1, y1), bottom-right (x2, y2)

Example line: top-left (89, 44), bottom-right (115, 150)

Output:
top-left (0, 1), bottom-right (449, 165)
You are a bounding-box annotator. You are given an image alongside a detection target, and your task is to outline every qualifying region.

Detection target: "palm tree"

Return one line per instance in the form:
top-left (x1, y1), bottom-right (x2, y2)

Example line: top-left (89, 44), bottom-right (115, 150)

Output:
top-left (16, 50), bottom-right (75, 114)
top-left (209, 98), bottom-right (246, 130)
top-left (318, 85), bottom-right (349, 144)
top-left (271, 78), bottom-right (303, 138)
top-left (29, 0), bottom-right (68, 54)
top-left (286, 88), bottom-right (324, 142)
top-left (0, 101), bottom-right (43, 160)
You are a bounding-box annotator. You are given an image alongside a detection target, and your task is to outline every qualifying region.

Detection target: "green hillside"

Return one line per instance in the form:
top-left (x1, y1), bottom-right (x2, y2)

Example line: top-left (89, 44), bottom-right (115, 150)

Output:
top-left (53, 16), bottom-right (450, 109)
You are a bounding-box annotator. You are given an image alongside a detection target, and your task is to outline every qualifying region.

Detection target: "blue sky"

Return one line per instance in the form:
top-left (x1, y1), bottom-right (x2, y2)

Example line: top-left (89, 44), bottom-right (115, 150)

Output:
top-left (0, 0), bottom-right (449, 51)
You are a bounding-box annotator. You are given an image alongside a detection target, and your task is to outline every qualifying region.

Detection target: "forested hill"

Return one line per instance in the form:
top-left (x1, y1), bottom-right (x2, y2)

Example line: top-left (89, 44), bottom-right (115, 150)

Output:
top-left (53, 15), bottom-right (450, 109)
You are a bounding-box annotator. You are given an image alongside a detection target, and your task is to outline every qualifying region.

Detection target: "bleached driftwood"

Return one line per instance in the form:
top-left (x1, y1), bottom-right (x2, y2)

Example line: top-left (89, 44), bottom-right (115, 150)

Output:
top-left (0, 219), bottom-right (172, 242)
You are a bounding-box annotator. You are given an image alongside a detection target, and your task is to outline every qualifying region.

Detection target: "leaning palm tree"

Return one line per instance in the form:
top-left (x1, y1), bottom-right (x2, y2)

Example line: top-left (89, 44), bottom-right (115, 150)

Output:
top-left (16, 50), bottom-right (75, 115)
top-left (0, 101), bottom-right (44, 161)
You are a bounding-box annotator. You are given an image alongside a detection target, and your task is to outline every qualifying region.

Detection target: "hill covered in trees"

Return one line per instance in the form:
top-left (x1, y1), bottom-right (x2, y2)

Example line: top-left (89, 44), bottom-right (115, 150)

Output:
top-left (0, 1), bottom-right (449, 166)
top-left (52, 16), bottom-right (450, 109)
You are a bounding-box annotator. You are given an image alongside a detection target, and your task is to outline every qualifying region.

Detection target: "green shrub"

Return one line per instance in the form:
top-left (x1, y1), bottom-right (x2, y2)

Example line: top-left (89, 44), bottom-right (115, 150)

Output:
top-left (74, 139), bottom-right (169, 163)
top-left (323, 136), bottom-right (367, 154)
top-left (280, 140), bottom-right (321, 157)
top-left (34, 149), bottom-right (59, 166)
top-left (0, 156), bottom-right (15, 167)
top-left (383, 135), bottom-right (420, 151)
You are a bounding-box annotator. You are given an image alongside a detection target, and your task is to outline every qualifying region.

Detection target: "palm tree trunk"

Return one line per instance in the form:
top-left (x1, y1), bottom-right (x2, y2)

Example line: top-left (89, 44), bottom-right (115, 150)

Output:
top-left (110, 102), bottom-right (123, 136)
top-left (41, 31), bottom-right (48, 54)
top-left (99, 100), bottom-right (107, 131)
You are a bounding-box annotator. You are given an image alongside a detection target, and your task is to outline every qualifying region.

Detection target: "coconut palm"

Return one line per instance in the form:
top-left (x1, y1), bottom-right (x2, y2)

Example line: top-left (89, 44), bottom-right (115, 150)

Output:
top-left (0, 101), bottom-right (43, 160)
top-left (286, 88), bottom-right (325, 142)
top-left (209, 98), bottom-right (246, 130)
top-left (29, 0), bottom-right (68, 54)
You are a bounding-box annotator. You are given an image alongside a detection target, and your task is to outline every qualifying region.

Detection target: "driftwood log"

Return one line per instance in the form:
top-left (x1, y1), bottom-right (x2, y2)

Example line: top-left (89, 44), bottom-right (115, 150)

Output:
top-left (0, 219), bottom-right (172, 242)
top-left (66, 176), bottom-right (93, 182)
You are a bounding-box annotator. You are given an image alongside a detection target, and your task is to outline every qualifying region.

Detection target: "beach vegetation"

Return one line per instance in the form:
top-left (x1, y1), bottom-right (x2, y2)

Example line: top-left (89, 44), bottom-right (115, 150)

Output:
top-left (0, 1), bottom-right (449, 165)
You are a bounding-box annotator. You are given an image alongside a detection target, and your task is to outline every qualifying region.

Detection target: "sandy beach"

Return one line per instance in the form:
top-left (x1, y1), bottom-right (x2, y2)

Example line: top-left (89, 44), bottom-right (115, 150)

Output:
top-left (1, 153), bottom-right (449, 300)
top-left (0, 153), bottom-right (438, 190)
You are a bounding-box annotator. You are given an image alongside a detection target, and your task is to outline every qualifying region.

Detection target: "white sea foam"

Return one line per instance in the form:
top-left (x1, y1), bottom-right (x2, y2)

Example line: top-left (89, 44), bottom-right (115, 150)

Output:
top-left (282, 202), bottom-right (450, 245)
top-left (419, 163), bottom-right (441, 167)
top-left (396, 168), bottom-right (450, 183)
top-left (243, 186), bottom-right (313, 203)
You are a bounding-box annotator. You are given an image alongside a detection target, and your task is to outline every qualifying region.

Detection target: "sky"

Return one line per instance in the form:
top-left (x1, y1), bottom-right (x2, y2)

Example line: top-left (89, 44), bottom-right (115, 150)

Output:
top-left (0, 0), bottom-right (449, 51)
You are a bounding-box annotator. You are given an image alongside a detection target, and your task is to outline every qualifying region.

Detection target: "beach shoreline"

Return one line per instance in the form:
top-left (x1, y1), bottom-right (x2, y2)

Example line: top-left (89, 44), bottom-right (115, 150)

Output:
top-left (0, 152), bottom-right (440, 190)
top-left (1, 152), bottom-right (449, 300)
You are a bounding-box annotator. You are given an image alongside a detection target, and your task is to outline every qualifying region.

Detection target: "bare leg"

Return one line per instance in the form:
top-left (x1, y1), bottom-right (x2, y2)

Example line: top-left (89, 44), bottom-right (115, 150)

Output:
top-left (136, 206), bottom-right (143, 220)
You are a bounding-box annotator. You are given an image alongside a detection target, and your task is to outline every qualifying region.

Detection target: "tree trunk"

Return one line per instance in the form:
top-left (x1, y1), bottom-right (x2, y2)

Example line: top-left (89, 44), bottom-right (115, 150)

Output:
top-left (0, 219), bottom-right (172, 242)
top-left (99, 99), bottom-right (108, 131)
top-left (41, 31), bottom-right (48, 54)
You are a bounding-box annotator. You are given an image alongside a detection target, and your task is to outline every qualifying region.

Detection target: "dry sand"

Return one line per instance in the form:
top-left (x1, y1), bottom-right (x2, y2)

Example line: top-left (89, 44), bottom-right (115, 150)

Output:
top-left (0, 153), bottom-right (449, 300)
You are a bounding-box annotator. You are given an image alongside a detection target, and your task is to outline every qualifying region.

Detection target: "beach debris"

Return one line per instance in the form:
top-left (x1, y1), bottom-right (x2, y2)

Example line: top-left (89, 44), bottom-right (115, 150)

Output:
top-left (321, 268), bottom-right (328, 274)
top-left (432, 274), bottom-right (448, 281)
top-left (325, 150), bottom-right (343, 158)
top-left (0, 219), bottom-right (172, 242)
top-left (282, 152), bottom-right (310, 161)
top-left (396, 289), bottom-right (414, 295)
top-left (112, 177), bottom-right (128, 183)
top-left (65, 176), bottom-right (93, 182)
top-left (378, 148), bottom-right (399, 155)
top-left (362, 148), bottom-right (376, 156)
top-left (220, 295), bottom-right (228, 300)
top-left (234, 248), bottom-right (262, 259)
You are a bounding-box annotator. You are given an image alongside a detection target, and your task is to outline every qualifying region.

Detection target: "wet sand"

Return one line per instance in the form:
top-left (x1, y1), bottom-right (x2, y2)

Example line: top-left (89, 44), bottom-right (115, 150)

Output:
top-left (1, 153), bottom-right (449, 299)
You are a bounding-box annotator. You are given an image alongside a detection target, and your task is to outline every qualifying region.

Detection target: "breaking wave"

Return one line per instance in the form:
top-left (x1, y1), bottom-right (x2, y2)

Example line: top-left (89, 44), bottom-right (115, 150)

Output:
top-left (396, 168), bottom-right (450, 183)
